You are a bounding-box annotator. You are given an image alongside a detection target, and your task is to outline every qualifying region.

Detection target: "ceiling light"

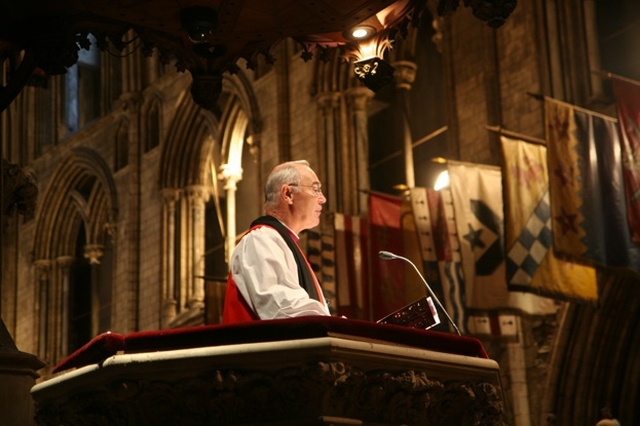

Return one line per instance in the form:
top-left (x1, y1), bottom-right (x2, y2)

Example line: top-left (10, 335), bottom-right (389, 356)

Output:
top-left (348, 25), bottom-right (377, 40)
top-left (180, 6), bottom-right (218, 44)
top-left (434, 171), bottom-right (450, 191)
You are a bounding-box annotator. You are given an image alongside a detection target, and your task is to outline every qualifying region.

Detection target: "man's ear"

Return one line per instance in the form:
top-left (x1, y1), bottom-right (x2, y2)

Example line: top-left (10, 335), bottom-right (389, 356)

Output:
top-left (281, 184), bottom-right (294, 204)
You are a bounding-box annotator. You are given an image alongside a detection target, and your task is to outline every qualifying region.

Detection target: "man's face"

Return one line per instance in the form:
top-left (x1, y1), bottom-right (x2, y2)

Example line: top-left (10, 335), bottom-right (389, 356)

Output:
top-left (291, 166), bottom-right (327, 231)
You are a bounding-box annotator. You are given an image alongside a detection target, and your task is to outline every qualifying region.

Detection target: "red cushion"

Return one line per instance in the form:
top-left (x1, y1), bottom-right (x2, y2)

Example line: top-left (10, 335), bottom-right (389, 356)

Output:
top-left (124, 316), bottom-right (488, 358)
top-left (52, 331), bottom-right (125, 373)
top-left (52, 317), bottom-right (488, 373)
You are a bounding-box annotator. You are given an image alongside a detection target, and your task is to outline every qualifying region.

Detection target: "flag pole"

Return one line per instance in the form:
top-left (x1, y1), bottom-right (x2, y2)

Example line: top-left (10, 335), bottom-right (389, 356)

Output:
top-left (527, 92), bottom-right (618, 123)
top-left (591, 69), bottom-right (640, 87)
top-left (485, 125), bottom-right (546, 145)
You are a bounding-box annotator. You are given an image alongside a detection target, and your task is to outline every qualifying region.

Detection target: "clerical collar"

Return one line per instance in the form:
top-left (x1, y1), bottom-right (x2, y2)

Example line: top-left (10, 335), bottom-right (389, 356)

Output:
top-left (273, 217), bottom-right (299, 241)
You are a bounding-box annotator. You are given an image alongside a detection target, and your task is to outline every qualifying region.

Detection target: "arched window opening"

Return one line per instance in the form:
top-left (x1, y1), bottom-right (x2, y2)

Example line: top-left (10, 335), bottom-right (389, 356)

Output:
top-left (144, 100), bottom-right (161, 152)
top-left (67, 222), bottom-right (113, 353)
top-left (69, 223), bottom-right (91, 353)
top-left (63, 34), bottom-right (101, 134)
top-left (115, 118), bottom-right (129, 170)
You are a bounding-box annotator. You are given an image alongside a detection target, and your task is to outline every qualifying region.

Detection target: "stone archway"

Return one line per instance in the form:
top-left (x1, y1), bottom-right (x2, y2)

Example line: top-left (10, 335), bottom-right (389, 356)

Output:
top-left (31, 147), bottom-right (117, 367)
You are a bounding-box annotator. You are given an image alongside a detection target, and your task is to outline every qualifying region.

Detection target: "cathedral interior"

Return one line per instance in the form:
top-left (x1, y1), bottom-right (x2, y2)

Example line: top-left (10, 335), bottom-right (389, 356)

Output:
top-left (1, 0), bottom-right (640, 425)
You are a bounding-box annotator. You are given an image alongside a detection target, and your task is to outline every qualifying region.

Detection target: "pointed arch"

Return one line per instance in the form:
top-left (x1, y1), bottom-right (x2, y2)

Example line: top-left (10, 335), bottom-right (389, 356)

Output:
top-left (30, 146), bottom-right (118, 365)
top-left (157, 70), bottom-right (263, 326)
top-left (159, 94), bottom-right (219, 188)
top-left (33, 146), bottom-right (118, 259)
top-left (221, 71), bottom-right (263, 148)
top-left (142, 91), bottom-right (164, 153)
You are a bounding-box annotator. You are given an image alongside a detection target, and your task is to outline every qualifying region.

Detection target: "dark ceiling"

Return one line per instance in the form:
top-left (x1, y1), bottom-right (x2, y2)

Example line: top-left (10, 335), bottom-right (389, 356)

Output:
top-left (0, 0), bottom-right (516, 110)
top-left (0, 0), bottom-right (424, 110)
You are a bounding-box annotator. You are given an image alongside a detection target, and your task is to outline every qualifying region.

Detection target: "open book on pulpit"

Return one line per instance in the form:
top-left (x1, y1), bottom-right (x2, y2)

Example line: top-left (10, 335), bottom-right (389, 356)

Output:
top-left (376, 296), bottom-right (441, 330)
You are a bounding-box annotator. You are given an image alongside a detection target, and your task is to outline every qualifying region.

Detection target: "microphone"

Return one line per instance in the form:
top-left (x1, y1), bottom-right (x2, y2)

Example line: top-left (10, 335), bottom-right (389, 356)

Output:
top-left (378, 250), bottom-right (461, 335)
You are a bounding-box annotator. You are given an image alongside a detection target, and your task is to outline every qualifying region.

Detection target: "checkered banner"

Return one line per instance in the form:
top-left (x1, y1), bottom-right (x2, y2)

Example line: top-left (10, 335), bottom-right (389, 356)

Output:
top-left (500, 135), bottom-right (597, 302)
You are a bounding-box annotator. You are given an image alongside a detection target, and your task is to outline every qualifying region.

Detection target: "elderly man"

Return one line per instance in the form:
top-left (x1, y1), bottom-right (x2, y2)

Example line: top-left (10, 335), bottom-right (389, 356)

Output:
top-left (222, 160), bottom-right (330, 323)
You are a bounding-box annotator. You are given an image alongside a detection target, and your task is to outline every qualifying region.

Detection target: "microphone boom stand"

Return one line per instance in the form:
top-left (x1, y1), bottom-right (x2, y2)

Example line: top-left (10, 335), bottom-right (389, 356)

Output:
top-left (379, 250), bottom-right (461, 335)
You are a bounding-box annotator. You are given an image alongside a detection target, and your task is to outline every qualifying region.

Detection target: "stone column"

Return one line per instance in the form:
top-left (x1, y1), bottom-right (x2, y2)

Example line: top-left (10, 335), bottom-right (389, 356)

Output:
top-left (219, 164), bottom-right (243, 265)
top-left (583, 0), bottom-right (604, 101)
top-left (161, 188), bottom-right (180, 327)
top-left (185, 185), bottom-right (210, 310)
top-left (316, 92), bottom-right (341, 212)
top-left (84, 244), bottom-right (104, 337)
top-left (393, 60), bottom-right (418, 189)
top-left (121, 91), bottom-right (143, 333)
top-left (55, 256), bottom-right (74, 362)
top-left (33, 259), bottom-right (51, 360)
top-left (345, 87), bottom-right (373, 215)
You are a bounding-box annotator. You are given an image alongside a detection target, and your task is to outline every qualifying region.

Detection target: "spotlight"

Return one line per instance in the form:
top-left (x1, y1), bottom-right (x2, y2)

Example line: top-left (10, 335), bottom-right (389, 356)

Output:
top-left (434, 170), bottom-right (450, 191)
top-left (346, 25), bottom-right (377, 41)
top-left (180, 6), bottom-right (218, 44)
top-left (353, 57), bottom-right (395, 92)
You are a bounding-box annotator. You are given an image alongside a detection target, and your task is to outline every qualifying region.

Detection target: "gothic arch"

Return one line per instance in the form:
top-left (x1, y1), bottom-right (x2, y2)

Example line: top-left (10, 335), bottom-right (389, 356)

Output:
top-left (159, 93), bottom-right (219, 188)
top-left (32, 146), bottom-right (118, 259)
top-left (157, 70), bottom-right (264, 327)
top-left (546, 272), bottom-right (640, 425)
top-left (30, 146), bottom-right (118, 365)
top-left (141, 91), bottom-right (164, 152)
top-left (313, 50), bottom-right (360, 94)
top-left (221, 71), bottom-right (263, 145)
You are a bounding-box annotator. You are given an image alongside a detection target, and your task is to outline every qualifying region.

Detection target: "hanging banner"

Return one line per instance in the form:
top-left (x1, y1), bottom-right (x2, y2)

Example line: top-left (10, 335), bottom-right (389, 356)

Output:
top-left (448, 160), bottom-right (555, 314)
top-left (545, 98), bottom-right (640, 270)
top-left (500, 135), bottom-right (597, 302)
top-left (612, 78), bottom-right (640, 243)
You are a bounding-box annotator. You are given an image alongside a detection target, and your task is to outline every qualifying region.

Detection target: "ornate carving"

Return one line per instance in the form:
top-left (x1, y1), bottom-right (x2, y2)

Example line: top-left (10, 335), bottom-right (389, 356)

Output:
top-left (219, 164), bottom-right (243, 191)
top-left (190, 71), bottom-right (224, 111)
top-left (34, 361), bottom-right (507, 425)
top-left (437, 0), bottom-right (517, 28)
top-left (392, 60), bottom-right (418, 90)
top-left (2, 159), bottom-right (38, 229)
top-left (83, 244), bottom-right (105, 265)
top-left (33, 259), bottom-right (52, 281)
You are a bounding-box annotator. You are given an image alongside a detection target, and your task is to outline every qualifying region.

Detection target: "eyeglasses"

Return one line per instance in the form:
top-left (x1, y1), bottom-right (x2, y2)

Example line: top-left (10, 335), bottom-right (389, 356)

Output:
top-left (289, 183), bottom-right (323, 197)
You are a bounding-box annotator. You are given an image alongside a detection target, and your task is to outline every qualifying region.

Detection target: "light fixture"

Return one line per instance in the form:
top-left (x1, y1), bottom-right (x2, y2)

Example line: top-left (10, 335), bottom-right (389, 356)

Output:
top-left (180, 6), bottom-right (218, 44)
top-left (434, 170), bottom-right (450, 191)
top-left (353, 57), bottom-right (395, 92)
top-left (342, 30), bottom-right (395, 92)
top-left (346, 25), bottom-right (377, 41)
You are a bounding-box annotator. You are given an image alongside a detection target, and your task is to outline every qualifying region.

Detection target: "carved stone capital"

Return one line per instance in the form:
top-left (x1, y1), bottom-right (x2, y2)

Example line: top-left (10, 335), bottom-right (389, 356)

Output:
top-left (344, 87), bottom-right (374, 112)
top-left (84, 244), bottom-right (105, 265)
top-left (33, 259), bottom-right (52, 281)
top-left (219, 163), bottom-right (243, 190)
top-left (104, 222), bottom-right (117, 243)
top-left (161, 188), bottom-right (181, 208)
top-left (316, 91), bottom-right (341, 111)
top-left (55, 256), bottom-right (75, 270)
top-left (392, 60), bottom-right (418, 90)
top-left (2, 159), bottom-right (38, 225)
top-left (184, 185), bottom-right (210, 204)
top-left (431, 17), bottom-right (445, 53)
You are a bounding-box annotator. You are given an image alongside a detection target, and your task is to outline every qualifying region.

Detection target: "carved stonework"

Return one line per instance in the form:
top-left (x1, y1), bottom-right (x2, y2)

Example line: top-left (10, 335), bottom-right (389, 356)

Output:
top-left (437, 0), bottom-right (517, 28)
top-left (393, 60), bottom-right (418, 91)
top-left (2, 159), bottom-right (38, 229)
top-left (83, 244), bottom-right (105, 265)
top-left (34, 361), bottom-right (506, 425)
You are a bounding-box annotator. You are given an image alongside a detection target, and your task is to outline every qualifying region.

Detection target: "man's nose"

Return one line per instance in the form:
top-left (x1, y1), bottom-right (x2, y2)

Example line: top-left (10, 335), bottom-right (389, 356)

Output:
top-left (318, 193), bottom-right (327, 204)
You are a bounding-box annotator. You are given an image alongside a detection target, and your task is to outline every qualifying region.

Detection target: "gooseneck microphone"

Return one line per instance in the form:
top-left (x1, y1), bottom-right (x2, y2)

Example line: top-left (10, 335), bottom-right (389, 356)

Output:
top-left (378, 250), bottom-right (461, 335)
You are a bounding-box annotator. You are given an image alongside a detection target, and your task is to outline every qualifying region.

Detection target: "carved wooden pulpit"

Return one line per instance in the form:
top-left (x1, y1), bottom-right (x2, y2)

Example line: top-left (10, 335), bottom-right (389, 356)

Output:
top-left (32, 317), bottom-right (507, 425)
